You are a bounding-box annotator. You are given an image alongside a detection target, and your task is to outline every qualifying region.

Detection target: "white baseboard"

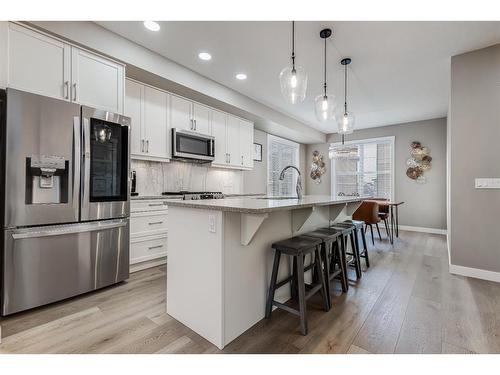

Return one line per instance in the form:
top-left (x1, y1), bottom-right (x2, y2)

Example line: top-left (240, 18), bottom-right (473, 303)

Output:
top-left (449, 264), bottom-right (500, 283)
top-left (398, 225), bottom-right (447, 235)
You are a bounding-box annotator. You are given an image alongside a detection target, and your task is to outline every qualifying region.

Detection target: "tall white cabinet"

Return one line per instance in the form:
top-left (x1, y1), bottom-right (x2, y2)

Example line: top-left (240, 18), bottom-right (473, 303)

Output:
top-left (5, 23), bottom-right (125, 113)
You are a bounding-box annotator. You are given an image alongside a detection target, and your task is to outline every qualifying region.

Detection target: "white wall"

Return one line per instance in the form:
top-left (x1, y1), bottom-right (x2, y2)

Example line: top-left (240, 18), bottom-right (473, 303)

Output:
top-left (448, 43), bottom-right (500, 279)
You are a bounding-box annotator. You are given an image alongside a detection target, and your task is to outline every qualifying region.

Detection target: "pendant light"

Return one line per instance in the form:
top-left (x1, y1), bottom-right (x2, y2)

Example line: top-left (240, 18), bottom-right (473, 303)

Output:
top-left (338, 57), bottom-right (355, 142)
top-left (279, 21), bottom-right (307, 104)
top-left (314, 28), bottom-right (335, 122)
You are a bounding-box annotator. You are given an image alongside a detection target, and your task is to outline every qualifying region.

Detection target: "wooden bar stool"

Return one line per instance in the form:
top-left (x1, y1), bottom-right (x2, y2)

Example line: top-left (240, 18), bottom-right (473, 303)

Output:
top-left (266, 235), bottom-right (330, 335)
top-left (343, 219), bottom-right (370, 268)
top-left (329, 223), bottom-right (362, 280)
top-left (302, 229), bottom-right (349, 306)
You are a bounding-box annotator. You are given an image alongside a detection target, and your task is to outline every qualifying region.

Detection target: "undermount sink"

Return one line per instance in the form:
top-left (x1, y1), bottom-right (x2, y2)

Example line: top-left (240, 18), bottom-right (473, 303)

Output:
top-left (255, 196), bottom-right (299, 200)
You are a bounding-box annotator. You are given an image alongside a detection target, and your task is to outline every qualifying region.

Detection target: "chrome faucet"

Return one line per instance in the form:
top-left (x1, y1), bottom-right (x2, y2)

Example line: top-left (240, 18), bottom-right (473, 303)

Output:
top-left (279, 165), bottom-right (303, 199)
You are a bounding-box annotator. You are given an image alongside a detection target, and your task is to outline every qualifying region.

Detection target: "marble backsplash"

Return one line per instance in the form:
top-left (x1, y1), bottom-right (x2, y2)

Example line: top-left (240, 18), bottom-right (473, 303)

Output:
top-left (131, 160), bottom-right (244, 196)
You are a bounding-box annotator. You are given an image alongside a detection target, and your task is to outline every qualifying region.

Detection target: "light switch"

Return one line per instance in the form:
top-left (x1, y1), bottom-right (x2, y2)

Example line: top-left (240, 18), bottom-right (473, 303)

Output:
top-left (208, 214), bottom-right (216, 233)
top-left (475, 178), bottom-right (500, 189)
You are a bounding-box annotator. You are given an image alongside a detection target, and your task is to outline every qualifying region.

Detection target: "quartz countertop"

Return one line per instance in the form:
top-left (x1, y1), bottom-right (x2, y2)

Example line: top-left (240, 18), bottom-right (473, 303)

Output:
top-left (164, 195), bottom-right (364, 214)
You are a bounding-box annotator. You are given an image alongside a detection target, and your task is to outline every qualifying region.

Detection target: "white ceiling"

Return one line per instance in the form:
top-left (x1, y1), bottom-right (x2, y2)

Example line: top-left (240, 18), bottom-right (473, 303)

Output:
top-left (97, 21), bottom-right (500, 134)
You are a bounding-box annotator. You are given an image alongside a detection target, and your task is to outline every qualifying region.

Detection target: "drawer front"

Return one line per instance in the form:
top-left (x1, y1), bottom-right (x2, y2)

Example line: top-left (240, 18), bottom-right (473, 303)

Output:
top-left (130, 235), bottom-right (167, 265)
top-left (131, 200), bottom-right (169, 213)
top-left (131, 212), bottom-right (168, 237)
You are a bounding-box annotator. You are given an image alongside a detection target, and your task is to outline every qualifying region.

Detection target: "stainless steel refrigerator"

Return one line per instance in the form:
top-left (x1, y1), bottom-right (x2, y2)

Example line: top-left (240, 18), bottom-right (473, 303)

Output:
top-left (0, 88), bottom-right (131, 315)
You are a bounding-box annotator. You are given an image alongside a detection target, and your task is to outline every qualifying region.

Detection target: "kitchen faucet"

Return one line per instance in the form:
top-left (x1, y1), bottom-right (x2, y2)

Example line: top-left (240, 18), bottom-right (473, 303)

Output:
top-left (279, 165), bottom-right (303, 199)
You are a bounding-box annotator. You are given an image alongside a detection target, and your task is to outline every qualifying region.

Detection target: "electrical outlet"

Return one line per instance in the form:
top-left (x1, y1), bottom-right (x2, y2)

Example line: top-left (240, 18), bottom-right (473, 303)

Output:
top-left (208, 214), bottom-right (216, 233)
top-left (475, 178), bottom-right (500, 189)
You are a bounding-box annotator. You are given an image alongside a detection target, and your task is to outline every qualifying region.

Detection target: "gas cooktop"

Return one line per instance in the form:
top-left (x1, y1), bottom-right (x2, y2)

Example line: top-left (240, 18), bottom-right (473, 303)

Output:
top-left (162, 191), bottom-right (224, 200)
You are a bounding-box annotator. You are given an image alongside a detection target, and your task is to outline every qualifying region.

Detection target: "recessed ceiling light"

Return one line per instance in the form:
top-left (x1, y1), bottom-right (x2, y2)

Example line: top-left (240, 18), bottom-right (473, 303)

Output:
top-left (235, 73), bottom-right (247, 80)
top-left (198, 52), bottom-right (212, 61)
top-left (143, 21), bottom-right (160, 32)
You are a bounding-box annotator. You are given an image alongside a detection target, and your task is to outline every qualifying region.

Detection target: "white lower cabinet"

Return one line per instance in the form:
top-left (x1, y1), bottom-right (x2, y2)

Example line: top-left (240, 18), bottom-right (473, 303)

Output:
top-left (130, 200), bottom-right (169, 271)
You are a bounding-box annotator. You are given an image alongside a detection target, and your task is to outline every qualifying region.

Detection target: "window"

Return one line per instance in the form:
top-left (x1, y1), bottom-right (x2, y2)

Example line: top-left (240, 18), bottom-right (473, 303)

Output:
top-left (330, 136), bottom-right (394, 200)
top-left (267, 134), bottom-right (300, 196)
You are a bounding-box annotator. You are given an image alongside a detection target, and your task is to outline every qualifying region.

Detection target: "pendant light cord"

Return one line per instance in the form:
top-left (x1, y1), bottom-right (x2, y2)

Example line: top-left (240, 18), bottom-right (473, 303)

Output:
top-left (344, 63), bottom-right (348, 113)
top-left (323, 37), bottom-right (327, 97)
top-left (291, 21), bottom-right (296, 71)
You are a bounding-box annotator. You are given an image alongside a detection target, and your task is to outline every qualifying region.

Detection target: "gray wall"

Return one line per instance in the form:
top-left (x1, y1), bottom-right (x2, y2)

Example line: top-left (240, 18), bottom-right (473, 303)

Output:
top-left (306, 118), bottom-right (447, 230)
top-left (449, 44), bottom-right (500, 273)
top-left (243, 129), bottom-right (306, 195)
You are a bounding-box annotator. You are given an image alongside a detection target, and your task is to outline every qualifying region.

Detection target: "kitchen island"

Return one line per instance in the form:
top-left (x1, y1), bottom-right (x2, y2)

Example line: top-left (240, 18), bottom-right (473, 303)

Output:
top-left (165, 195), bottom-right (363, 349)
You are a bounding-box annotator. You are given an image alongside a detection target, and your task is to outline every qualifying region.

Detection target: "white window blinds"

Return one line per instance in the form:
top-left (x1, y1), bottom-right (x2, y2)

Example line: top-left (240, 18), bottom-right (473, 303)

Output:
top-left (267, 134), bottom-right (300, 196)
top-left (330, 137), bottom-right (394, 199)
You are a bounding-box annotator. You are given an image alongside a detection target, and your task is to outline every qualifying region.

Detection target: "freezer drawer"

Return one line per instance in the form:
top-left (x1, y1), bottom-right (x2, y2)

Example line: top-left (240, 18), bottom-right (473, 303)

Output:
top-left (1, 218), bottom-right (129, 316)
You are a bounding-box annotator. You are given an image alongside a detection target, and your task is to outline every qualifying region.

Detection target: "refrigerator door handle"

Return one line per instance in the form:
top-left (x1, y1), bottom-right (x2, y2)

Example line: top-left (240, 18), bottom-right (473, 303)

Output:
top-left (81, 117), bottom-right (91, 217)
top-left (73, 116), bottom-right (81, 214)
top-left (11, 219), bottom-right (128, 240)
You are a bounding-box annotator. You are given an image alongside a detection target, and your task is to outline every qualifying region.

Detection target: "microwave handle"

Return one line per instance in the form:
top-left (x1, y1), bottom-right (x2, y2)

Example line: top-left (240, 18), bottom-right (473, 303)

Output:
top-left (210, 138), bottom-right (215, 157)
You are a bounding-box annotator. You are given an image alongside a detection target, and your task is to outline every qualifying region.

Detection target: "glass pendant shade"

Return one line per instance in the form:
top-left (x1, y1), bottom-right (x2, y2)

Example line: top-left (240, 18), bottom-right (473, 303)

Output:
top-left (279, 65), bottom-right (307, 104)
top-left (314, 94), bottom-right (335, 122)
top-left (338, 110), bottom-right (355, 134)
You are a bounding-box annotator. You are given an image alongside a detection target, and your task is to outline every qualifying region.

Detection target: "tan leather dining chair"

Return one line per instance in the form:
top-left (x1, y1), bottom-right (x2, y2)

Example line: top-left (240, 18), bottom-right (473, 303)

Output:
top-left (352, 201), bottom-right (383, 245)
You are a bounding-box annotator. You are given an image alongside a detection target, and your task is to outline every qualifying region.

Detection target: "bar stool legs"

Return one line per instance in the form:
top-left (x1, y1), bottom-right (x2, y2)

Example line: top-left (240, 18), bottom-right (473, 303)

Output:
top-left (265, 251), bottom-right (281, 319)
top-left (266, 237), bottom-right (329, 336)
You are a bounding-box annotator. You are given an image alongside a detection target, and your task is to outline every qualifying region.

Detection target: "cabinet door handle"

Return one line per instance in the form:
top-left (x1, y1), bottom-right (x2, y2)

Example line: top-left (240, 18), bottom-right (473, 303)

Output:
top-left (148, 245), bottom-right (164, 250)
top-left (148, 203), bottom-right (166, 207)
top-left (146, 140), bottom-right (149, 153)
top-left (141, 140), bottom-right (144, 153)
top-left (190, 119), bottom-right (193, 130)
top-left (241, 155), bottom-right (244, 165)
top-left (148, 221), bottom-right (164, 225)
top-left (194, 119), bottom-right (197, 131)
top-left (72, 83), bottom-right (77, 102)
top-left (64, 81), bottom-right (69, 99)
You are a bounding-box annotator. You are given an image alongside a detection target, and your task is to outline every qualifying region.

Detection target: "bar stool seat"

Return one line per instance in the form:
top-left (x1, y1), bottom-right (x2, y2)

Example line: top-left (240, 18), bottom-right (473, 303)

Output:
top-left (302, 229), bottom-right (348, 306)
top-left (266, 235), bottom-right (330, 335)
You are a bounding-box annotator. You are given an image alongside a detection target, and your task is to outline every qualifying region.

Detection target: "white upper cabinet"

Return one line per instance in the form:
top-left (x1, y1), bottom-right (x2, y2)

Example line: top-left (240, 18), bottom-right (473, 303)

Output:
top-left (226, 115), bottom-right (241, 167)
top-left (169, 94), bottom-right (192, 132)
top-left (239, 119), bottom-right (254, 169)
top-left (71, 47), bottom-right (124, 113)
top-left (192, 103), bottom-right (211, 135)
top-left (212, 114), bottom-right (254, 170)
top-left (125, 79), bottom-right (170, 162)
top-left (143, 86), bottom-right (168, 159)
top-left (7, 23), bottom-right (70, 100)
top-left (125, 79), bottom-right (144, 156)
top-left (211, 110), bottom-right (228, 165)
top-left (6, 23), bottom-right (124, 114)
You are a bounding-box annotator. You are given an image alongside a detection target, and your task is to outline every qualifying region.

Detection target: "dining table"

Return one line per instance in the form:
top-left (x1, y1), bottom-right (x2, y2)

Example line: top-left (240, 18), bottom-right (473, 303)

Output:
top-left (365, 199), bottom-right (405, 243)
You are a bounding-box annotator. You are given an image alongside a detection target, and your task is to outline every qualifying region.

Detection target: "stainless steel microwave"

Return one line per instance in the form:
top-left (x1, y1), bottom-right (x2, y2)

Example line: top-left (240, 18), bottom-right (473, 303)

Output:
top-left (172, 128), bottom-right (215, 163)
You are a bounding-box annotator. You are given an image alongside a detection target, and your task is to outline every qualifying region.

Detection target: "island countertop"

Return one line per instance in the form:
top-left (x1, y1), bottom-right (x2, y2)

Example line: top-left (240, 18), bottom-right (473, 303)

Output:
top-left (164, 195), bottom-right (364, 214)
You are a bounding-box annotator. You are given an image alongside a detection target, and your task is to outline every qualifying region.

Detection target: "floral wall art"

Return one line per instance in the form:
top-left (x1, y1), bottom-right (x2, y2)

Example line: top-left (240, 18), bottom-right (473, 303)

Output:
top-left (406, 141), bottom-right (432, 183)
top-left (310, 150), bottom-right (326, 184)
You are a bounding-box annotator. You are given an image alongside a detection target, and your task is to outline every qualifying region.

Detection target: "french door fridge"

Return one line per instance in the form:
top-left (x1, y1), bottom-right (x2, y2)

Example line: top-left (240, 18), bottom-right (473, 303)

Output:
top-left (0, 88), bottom-right (131, 315)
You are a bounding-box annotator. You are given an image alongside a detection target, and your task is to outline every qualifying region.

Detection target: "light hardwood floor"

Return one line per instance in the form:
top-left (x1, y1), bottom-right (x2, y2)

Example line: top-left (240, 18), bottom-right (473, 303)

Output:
top-left (0, 230), bottom-right (498, 354)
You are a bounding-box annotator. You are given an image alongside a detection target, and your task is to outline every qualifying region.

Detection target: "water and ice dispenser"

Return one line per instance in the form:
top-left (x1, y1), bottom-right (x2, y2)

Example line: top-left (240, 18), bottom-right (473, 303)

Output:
top-left (25, 155), bottom-right (69, 204)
